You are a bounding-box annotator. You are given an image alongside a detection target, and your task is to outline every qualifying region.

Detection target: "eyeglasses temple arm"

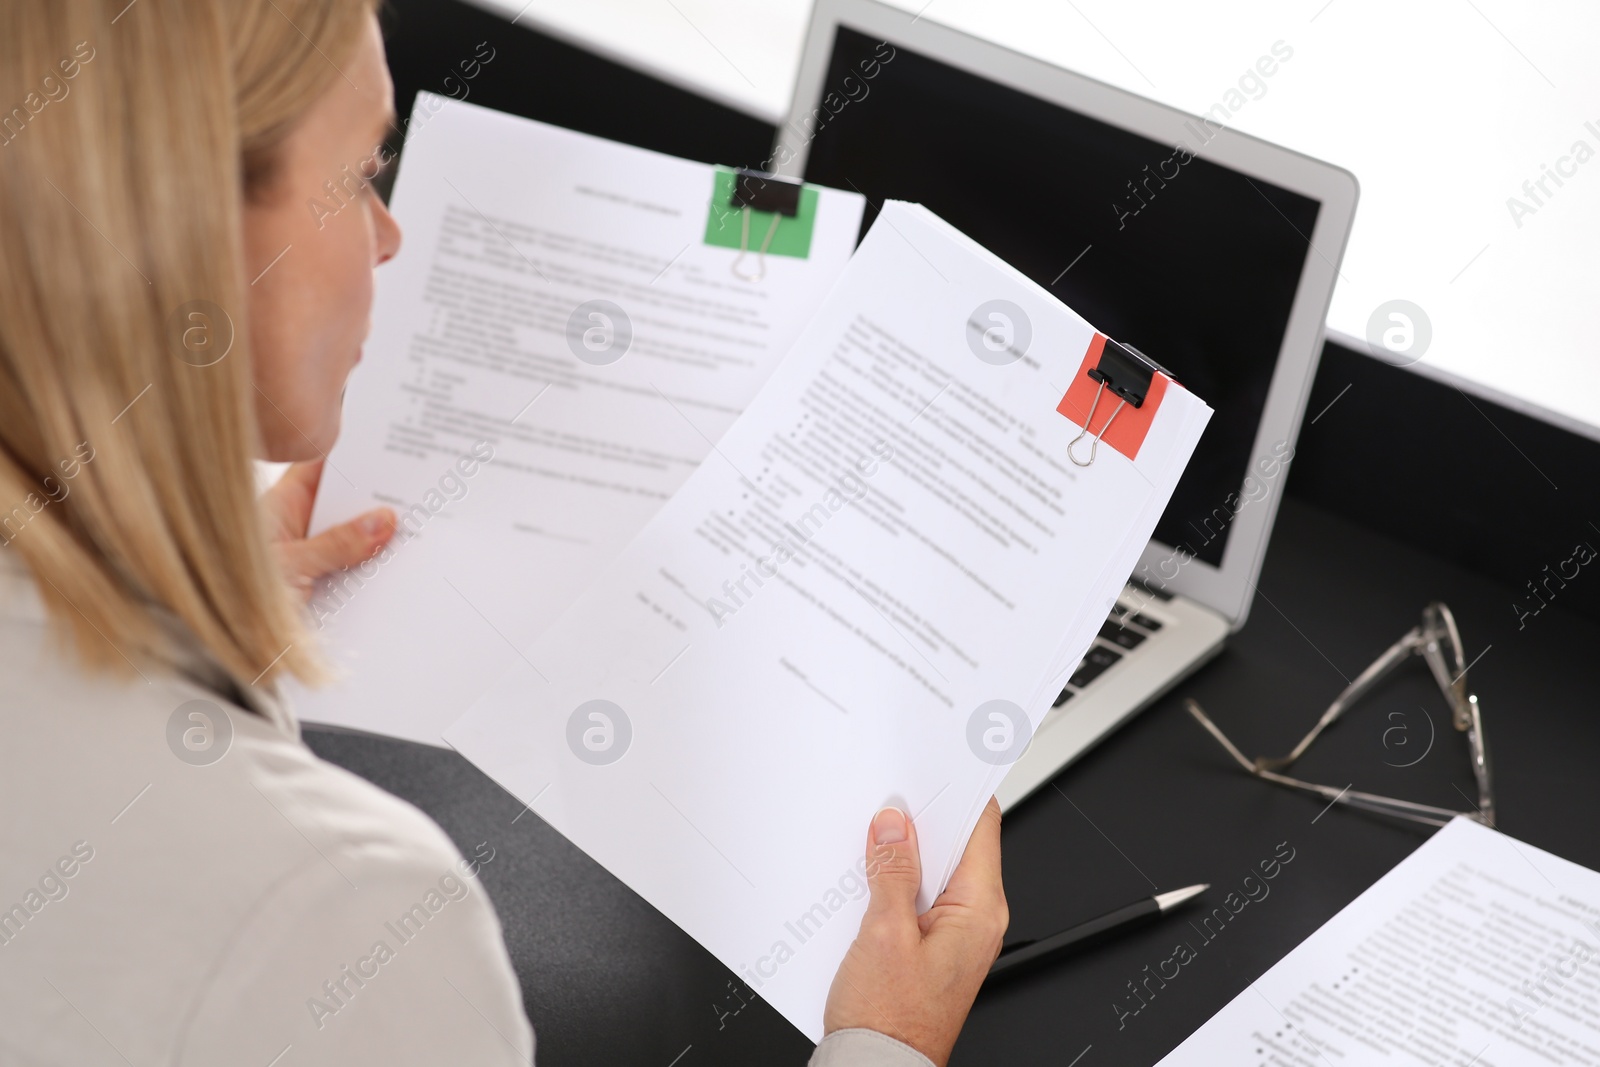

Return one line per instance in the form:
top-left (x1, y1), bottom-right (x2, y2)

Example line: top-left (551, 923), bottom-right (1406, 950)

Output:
top-left (1253, 770), bottom-right (1465, 827)
top-left (1419, 639), bottom-right (1476, 731)
top-left (1464, 694), bottom-right (1494, 827)
top-left (1256, 628), bottom-right (1426, 770)
top-left (1417, 607), bottom-right (1495, 823)
top-left (1184, 700), bottom-right (1260, 772)
top-left (1187, 699), bottom-right (1473, 828)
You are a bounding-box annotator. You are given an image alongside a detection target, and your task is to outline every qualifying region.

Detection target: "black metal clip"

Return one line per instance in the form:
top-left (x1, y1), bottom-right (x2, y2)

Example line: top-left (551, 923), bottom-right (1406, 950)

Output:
top-left (730, 170), bottom-right (802, 216)
top-left (728, 170), bottom-right (801, 281)
top-left (1068, 340), bottom-right (1168, 467)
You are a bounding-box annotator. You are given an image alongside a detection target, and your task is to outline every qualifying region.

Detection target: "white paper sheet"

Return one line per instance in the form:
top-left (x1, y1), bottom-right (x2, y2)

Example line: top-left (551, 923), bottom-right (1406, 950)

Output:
top-left (444, 201), bottom-right (1211, 1041)
top-left (1159, 817), bottom-right (1600, 1066)
top-left (289, 95), bottom-right (864, 744)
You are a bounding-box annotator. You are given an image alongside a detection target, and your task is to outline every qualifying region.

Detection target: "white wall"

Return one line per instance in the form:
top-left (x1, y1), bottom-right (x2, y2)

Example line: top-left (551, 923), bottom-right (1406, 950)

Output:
top-left (476, 0), bottom-right (1600, 435)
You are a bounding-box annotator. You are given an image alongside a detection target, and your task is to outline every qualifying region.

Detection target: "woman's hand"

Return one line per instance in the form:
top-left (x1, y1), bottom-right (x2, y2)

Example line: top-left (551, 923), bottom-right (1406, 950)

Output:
top-left (823, 797), bottom-right (1008, 1066)
top-left (261, 460), bottom-right (396, 601)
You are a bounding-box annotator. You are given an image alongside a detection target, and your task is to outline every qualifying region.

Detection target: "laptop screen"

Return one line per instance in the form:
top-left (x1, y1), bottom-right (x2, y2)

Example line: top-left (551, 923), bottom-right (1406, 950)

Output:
top-left (801, 25), bottom-right (1322, 568)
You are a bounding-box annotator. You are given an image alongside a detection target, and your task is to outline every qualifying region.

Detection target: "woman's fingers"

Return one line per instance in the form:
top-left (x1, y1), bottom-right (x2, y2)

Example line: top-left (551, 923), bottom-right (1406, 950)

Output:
top-left (273, 507), bottom-right (396, 599)
top-left (923, 796), bottom-right (1008, 945)
top-left (936, 797), bottom-right (1004, 906)
top-left (259, 460), bottom-right (394, 600)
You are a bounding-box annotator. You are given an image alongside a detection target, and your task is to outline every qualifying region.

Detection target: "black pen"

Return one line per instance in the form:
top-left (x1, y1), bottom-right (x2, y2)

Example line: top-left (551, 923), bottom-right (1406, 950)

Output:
top-left (985, 884), bottom-right (1209, 983)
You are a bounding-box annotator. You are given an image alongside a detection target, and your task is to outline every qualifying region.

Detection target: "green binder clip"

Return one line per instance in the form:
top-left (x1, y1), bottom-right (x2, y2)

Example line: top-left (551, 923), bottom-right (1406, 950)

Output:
top-left (703, 167), bottom-right (819, 280)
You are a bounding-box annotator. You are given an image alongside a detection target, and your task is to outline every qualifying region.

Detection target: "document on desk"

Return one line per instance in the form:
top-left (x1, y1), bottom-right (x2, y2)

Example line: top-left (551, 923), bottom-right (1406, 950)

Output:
top-left (289, 94), bottom-right (865, 744)
top-left (445, 201), bottom-right (1213, 1041)
top-left (1159, 817), bottom-right (1600, 1066)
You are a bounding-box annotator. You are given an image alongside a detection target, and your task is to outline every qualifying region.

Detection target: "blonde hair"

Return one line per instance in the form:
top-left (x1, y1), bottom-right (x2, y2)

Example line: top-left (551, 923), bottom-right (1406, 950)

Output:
top-left (0, 0), bottom-right (378, 689)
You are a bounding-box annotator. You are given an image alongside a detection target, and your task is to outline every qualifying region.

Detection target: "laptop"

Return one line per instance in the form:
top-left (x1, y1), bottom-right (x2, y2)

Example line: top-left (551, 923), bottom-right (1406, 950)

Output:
top-left (772, 0), bottom-right (1359, 810)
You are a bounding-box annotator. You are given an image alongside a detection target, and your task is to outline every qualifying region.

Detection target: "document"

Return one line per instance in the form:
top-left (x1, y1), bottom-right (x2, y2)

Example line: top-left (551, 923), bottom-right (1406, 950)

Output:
top-left (444, 201), bottom-right (1212, 1041)
top-left (289, 95), bottom-right (865, 744)
top-left (1159, 817), bottom-right (1600, 1066)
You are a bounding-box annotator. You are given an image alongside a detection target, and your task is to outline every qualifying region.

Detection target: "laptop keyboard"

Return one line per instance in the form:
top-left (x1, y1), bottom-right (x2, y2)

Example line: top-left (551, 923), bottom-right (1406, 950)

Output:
top-left (1052, 604), bottom-right (1165, 707)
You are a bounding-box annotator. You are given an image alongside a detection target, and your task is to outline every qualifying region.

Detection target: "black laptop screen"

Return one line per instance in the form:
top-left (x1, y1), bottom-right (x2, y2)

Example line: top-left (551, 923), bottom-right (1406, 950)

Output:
top-left (800, 25), bottom-right (1321, 569)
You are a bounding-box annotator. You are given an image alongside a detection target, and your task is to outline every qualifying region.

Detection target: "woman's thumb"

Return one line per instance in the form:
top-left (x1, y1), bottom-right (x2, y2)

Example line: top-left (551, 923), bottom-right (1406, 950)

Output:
top-left (863, 807), bottom-right (922, 931)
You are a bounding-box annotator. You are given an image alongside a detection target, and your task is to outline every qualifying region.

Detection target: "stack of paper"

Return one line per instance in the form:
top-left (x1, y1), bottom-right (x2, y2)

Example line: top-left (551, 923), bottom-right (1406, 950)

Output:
top-left (442, 197), bottom-right (1211, 1039)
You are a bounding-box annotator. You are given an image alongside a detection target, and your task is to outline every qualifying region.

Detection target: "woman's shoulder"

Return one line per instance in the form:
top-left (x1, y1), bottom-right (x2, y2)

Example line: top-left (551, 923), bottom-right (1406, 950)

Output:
top-left (0, 568), bottom-right (532, 1064)
top-left (1, 547), bottom-right (445, 848)
top-left (0, 574), bottom-right (457, 869)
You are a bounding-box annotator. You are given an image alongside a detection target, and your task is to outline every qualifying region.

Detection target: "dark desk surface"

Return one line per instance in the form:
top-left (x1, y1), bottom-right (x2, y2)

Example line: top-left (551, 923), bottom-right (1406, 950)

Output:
top-left (305, 494), bottom-right (1600, 1066)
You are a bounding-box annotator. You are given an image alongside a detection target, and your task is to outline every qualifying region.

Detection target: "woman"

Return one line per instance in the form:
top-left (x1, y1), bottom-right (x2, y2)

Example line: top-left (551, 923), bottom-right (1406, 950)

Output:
top-left (0, 2), bottom-right (1007, 1064)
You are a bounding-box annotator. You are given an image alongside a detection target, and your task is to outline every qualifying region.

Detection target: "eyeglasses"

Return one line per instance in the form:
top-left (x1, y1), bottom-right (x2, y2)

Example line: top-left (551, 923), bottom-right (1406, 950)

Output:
top-left (1186, 602), bottom-right (1493, 828)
